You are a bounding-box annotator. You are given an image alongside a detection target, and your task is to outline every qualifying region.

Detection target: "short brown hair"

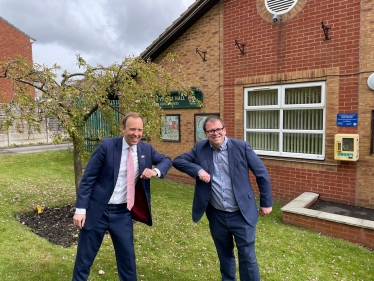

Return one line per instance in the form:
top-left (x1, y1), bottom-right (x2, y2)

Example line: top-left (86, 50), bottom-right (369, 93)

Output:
top-left (203, 115), bottom-right (225, 131)
top-left (121, 112), bottom-right (144, 128)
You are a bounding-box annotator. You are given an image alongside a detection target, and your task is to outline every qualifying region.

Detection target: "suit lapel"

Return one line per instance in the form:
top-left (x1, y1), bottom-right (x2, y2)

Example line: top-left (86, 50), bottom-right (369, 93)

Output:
top-left (137, 142), bottom-right (146, 173)
top-left (226, 138), bottom-right (236, 181)
top-left (113, 137), bottom-right (122, 184)
top-left (204, 141), bottom-right (214, 173)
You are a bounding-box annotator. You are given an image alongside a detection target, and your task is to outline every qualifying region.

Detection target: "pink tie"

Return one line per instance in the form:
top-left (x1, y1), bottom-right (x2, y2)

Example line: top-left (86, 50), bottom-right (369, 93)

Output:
top-left (127, 147), bottom-right (135, 210)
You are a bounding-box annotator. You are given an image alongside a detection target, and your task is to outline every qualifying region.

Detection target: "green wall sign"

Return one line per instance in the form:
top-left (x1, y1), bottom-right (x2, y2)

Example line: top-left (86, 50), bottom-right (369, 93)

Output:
top-left (158, 88), bottom-right (203, 109)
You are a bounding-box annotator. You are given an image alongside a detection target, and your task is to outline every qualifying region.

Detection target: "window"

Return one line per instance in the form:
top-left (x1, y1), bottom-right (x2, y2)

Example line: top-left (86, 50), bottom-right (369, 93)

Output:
top-left (244, 82), bottom-right (326, 160)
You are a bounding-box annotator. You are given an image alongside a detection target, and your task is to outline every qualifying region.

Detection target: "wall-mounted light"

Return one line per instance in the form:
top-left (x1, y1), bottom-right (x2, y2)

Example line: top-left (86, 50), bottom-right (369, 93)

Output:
top-left (234, 40), bottom-right (246, 55)
top-left (321, 21), bottom-right (331, 41)
top-left (196, 48), bottom-right (207, 62)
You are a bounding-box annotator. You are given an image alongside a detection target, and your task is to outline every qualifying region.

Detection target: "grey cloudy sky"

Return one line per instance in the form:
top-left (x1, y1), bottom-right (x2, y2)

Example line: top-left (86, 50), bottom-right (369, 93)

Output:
top-left (1, 0), bottom-right (195, 75)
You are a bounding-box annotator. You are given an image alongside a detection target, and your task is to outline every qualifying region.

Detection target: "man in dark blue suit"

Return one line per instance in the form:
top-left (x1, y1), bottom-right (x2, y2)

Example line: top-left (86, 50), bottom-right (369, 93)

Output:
top-left (72, 112), bottom-right (172, 281)
top-left (173, 115), bottom-right (272, 281)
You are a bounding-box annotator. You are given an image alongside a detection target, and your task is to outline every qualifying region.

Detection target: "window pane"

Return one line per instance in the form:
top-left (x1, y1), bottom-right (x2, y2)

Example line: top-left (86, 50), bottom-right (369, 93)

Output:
top-left (283, 109), bottom-right (323, 130)
top-left (283, 133), bottom-right (322, 154)
top-left (246, 132), bottom-right (279, 151)
top-left (246, 110), bottom-right (279, 129)
top-left (285, 86), bottom-right (321, 104)
top-left (248, 89), bottom-right (278, 106)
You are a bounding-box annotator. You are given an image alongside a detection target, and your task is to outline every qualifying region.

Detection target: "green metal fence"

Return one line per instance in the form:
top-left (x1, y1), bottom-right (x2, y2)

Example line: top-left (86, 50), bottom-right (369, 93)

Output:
top-left (84, 100), bottom-right (120, 153)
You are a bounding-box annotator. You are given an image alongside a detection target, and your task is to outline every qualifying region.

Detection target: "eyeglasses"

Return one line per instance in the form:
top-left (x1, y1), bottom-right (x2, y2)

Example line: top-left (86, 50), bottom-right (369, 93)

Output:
top-left (205, 127), bottom-right (224, 135)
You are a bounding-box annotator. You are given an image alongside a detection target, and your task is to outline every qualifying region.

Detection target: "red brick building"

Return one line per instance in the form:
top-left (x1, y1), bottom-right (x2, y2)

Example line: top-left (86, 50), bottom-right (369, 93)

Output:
top-left (142, 0), bottom-right (374, 209)
top-left (0, 16), bottom-right (35, 102)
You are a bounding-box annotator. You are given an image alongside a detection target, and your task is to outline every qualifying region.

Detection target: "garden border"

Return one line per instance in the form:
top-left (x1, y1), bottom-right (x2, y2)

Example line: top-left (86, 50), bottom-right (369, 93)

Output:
top-left (281, 192), bottom-right (374, 249)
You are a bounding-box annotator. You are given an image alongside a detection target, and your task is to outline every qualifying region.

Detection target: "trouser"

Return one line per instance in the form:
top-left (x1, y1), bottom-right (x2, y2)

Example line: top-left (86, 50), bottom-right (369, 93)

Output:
top-left (72, 204), bottom-right (136, 281)
top-left (206, 204), bottom-right (260, 281)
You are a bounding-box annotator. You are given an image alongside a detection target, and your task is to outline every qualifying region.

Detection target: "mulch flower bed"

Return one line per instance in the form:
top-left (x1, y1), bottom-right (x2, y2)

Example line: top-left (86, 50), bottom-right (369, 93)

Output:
top-left (19, 204), bottom-right (79, 248)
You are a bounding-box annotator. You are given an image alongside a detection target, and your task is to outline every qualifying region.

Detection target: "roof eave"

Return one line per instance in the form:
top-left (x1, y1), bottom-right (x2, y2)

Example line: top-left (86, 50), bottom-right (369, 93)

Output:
top-left (0, 16), bottom-right (36, 42)
top-left (140, 0), bottom-right (219, 61)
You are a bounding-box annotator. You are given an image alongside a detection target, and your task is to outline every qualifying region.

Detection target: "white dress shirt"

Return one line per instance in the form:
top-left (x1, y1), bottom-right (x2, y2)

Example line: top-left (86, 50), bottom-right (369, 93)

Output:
top-left (108, 141), bottom-right (139, 204)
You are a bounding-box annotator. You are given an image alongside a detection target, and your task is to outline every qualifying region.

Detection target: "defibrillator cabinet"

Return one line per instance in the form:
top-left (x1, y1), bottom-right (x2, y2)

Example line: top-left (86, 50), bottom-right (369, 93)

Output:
top-left (334, 134), bottom-right (359, 161)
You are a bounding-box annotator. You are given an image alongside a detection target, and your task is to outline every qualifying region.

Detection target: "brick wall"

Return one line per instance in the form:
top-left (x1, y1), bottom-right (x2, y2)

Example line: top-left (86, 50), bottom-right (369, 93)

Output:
top-left (223, 0), bottom-right (370, 207)
top-left (224, 0), bottom-right (360, 132)
top-left (0, 18), bottom-right (33, 102)
top-left (150, 1), bottom-right (223, 180)
top-left (148, 0), bottom-right (374, 209)
top-left (356, 0), bottom-right (374, 208)
top-left (283, 212), bottom-right (374, 249)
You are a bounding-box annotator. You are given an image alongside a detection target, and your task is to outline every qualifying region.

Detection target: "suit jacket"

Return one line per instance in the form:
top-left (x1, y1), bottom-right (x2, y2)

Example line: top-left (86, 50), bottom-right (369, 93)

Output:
top-left (76, 137), bottom-right (172, 230)
top-left (173, 137), bottom-right (272, 226)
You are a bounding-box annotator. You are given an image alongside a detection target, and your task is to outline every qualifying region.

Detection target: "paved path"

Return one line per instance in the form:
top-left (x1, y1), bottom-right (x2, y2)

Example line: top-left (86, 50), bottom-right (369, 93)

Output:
top-left (0, 143), bottom-right (72, 155)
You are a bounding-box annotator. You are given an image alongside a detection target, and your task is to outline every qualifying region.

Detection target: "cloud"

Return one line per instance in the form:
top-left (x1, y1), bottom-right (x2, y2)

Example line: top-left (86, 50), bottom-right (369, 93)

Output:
top-left (0, 0), bottom-right (195, 73)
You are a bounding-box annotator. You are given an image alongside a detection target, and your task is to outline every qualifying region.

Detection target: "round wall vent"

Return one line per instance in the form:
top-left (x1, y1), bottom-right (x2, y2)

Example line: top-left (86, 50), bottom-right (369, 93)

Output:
top-left (265, 0), bottom-right (298, 15)
top-left (367, 73), bottom-right (374, 90)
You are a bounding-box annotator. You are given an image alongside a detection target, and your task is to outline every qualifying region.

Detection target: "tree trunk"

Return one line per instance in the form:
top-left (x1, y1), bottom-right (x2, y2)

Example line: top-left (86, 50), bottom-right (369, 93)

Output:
top-left (72, 134), bottom-right (83, 199)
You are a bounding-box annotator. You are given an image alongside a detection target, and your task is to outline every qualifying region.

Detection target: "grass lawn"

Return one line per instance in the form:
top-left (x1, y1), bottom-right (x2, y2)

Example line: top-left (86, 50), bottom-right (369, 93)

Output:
top-left (0, 149), bottom-right (373, 281)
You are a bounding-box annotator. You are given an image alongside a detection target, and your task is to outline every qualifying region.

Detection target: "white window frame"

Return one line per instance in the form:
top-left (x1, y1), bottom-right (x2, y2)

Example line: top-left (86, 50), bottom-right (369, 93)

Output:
top-left (244, 81), bottom-right (326, 160)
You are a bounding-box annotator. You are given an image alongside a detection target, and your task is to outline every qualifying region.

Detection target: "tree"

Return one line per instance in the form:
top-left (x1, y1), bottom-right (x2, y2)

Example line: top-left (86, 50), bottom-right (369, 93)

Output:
top-left (0, 54), bottom-right (194, 195)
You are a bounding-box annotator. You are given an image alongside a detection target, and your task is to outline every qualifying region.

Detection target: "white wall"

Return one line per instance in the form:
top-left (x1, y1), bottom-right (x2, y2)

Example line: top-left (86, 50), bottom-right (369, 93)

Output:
top-left (0, 118), bottom-right (67, 147)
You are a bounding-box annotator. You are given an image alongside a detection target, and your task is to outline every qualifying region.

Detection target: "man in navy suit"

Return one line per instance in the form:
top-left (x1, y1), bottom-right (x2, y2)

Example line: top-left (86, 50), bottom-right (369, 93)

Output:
top-left (173, 115), bottom-right (272, 281)
top-left (72, 112), bottom-right (172, 281)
